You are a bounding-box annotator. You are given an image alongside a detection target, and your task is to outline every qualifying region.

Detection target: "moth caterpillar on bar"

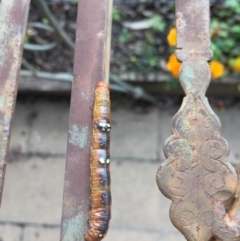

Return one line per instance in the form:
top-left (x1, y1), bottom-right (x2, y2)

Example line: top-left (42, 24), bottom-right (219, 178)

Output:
top-left (85, 81), bottom-right (111, 241)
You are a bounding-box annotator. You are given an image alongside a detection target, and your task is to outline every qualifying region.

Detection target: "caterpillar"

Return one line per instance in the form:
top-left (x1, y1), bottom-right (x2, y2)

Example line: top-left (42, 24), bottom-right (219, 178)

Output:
top-left (85, 81), bottom-right (111, 241)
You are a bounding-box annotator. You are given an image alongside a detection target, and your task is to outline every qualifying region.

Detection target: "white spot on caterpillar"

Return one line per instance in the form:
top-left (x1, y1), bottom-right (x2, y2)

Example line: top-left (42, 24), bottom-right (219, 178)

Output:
top-left (99, 158), bottom-right (105, 164)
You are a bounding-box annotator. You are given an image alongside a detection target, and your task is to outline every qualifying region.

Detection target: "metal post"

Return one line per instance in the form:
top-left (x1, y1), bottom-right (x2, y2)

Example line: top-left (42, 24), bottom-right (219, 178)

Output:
top-left (156, 0), bottom-right (240, 240)
top-left (0, 0), bottom-right (31, 204)
top-left (60, 0), bottom-right (113, 240)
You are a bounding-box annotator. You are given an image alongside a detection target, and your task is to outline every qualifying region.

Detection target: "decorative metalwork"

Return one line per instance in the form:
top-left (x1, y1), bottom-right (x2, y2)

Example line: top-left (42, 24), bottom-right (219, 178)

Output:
top-left (156, 0), bottom-right (240, 240)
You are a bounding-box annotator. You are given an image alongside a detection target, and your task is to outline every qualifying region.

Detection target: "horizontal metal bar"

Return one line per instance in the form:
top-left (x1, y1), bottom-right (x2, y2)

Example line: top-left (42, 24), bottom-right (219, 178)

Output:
top-left (46, 0), bottom-right (224, 5)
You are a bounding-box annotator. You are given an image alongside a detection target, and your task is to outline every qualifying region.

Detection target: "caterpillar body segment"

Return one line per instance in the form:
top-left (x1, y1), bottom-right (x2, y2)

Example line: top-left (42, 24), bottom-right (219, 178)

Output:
top-left (85, 82), bottom-right (111, 241)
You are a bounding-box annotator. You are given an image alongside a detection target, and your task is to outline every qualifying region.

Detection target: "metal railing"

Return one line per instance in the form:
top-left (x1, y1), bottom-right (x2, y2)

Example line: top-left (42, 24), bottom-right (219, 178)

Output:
top-left (1, 0), bottom-right (240, 241)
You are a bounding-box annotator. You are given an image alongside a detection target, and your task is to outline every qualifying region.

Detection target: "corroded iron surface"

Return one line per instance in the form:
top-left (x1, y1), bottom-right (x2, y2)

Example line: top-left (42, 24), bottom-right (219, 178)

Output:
top-left (0, 0), bottom-right (30, 204)
top-left (156, 0), bottom-right (240, 240)
top-left (60, 0), bottom-right (113, 240)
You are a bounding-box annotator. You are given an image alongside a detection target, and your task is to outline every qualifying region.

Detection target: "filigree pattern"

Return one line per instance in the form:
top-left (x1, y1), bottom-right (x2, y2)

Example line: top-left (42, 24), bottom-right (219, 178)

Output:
top-left (156, 59), bottom-right (239, 241)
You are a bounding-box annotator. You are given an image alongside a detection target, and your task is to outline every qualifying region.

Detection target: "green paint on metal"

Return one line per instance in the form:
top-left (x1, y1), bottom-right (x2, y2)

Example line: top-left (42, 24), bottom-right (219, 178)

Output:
top-left (69, 125), bottom-right (89, 148)
top-left (62, 213), bottom-right (86, 241)
top-left (0, 96), bottom-right (5, 110)
top-left (182, 66), bottom-right (195, 82)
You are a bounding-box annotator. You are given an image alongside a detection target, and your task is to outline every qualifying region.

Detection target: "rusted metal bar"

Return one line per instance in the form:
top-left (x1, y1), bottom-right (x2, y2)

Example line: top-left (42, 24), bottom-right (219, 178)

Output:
top-left (60, 0), bottom-right (113, 240)
top-left (0, 0), bottom-right (31, 204)
top-left (156, 0), bottom-right (240, 240)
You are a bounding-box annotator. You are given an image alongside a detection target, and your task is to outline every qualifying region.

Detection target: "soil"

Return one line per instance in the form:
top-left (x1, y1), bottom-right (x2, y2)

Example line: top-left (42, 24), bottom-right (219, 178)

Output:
top-left (23, 1), bottom-right (225, 76)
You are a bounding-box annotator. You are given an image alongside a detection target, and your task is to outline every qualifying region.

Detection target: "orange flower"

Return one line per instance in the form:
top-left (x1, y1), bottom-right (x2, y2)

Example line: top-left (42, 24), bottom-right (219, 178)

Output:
top-left (167, 54), bottom-right (181, 77)
top-left (167, 28), bottom-right (177, 46)
top-left (229, 57), bottom-right (240, 72)
top-left (210, 60), bottom-right (225, 79)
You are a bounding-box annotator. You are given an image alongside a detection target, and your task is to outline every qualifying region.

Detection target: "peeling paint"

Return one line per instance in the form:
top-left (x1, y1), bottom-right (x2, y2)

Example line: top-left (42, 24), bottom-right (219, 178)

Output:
top-left (62, 213), bottom-right (86, 241)
top-left (69, 125), bottom-right (89, 148)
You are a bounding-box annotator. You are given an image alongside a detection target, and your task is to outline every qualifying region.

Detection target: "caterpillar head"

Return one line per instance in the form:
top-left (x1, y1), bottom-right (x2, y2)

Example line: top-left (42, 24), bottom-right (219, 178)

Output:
top-left (85, 229), bottom-right (106, 241)
top-left (98, 233), bottom-right (106, 239)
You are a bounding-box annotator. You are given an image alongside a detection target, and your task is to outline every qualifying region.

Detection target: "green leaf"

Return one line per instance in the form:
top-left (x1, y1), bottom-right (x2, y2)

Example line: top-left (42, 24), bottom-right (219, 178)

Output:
top-left (152, 14), bottom-right (166, 33)
top-left (118, 28), bottom-right (132, 43)
top-left (165, 78), bottom-right (179, 91)
top-left (231, 25), bottom-right (240, 34)
top-left (24, 35), bottom-right (29, 44)
top-left (225, 0), bottom-right (239, 9)
top-left (219, 30), bottom-right (228, 38)
top-left (112, 8), bottom-right (121, 22)
top-left (42, 18), bottom-right (49, 25)
top-left (211, 42), bottom-right (223, 59)
top-left (224, 0), bottom-right (240, 13)
top-left (217, 10), bottom-right (230, 18)
top-left (148, 57), bottom-right (158, 67)
top-left (222, 39), bottom-right (235, 53)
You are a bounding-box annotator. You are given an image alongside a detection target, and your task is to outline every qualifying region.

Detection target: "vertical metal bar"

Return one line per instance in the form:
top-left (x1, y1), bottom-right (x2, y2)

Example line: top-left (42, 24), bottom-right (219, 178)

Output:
top-left (60, 0), bottom-right (113, 240)
top-left (0, 0), bottom-right (31, 204)
top-left (175, 0), bottom-right (212, 62)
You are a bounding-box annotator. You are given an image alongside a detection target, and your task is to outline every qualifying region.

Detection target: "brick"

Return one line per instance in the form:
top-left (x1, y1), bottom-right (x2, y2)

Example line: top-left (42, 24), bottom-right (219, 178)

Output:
top-left (0, 157), bottom-right (65, 224)
top-left (23, 226), bottom-right (59, 241)
top-left (111, 108), bottom-right (159, 159)
top-left (0, 224), bottom-right (22, 241)
top-left (27, 99), bottom-right (69, 155)
top-left (110, 161), bottom-right (176, 232)
top-left (10, 102), bottom-right (32, 155)
top-left (105, 228), bottom-right (159, 241)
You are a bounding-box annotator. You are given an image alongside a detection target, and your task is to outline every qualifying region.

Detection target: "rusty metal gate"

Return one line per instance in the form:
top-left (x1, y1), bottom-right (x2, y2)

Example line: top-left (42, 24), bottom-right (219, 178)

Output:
top-left (0, 0), bottom-right (239, 240)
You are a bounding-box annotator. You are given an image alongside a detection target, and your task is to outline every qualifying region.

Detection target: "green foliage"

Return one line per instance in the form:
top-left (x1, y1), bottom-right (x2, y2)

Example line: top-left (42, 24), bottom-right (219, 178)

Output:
top-left (42, 18), bottom-right (49, 25)
top-left (112, 8), bottom-right (121, 22)
top-left (225, 0), bottom-right (240, 13)
top-left (165, 78), bottom-right (179, 91)
top-left (210, 0), bottom-right (240, 66)
top-left (152, 14), bottom-right (166, 33)
top-left (148, 56), bottom-right (158, 67)
top-left (111, 1), bottom-right (240, 86)
top-left (24, 35), bottom-right (29, 44)
top-left (119, 28), bottom-right (133, 43)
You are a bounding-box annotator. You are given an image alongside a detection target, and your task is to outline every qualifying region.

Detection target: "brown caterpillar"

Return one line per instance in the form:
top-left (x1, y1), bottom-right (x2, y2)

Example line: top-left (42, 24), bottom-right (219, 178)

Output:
top-left (85, 81), bottom-right (111, 241)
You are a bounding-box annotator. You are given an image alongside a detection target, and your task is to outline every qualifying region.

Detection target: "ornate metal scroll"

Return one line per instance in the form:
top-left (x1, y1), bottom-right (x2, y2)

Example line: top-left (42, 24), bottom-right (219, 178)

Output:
top-left (156, 0), bottom-right (240, 240)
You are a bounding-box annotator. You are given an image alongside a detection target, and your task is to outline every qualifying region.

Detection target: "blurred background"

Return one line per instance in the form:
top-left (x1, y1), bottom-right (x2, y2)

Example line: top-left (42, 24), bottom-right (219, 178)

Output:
top-left (1, 0), bottom-right (240, 240)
